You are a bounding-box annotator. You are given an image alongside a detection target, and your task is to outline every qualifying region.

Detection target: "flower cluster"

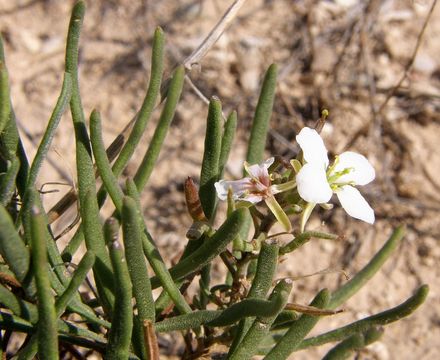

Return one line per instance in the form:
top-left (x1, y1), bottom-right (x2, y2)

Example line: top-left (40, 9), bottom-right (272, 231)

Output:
top-left (215, 127), bottom-right (375, 232)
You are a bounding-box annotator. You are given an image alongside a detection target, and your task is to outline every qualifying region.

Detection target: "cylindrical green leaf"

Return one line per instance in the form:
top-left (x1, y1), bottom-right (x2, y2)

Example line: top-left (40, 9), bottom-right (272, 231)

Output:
top-left (14, 251), bottom-right (97, 360)
top-left (280, 231), bottom-right (339, 255)
top-left (246, 64), bottom-right (277, 165)
top-left (298, 285), bottom-right (428, 351)
top-left (199, 97), bottom-right (223, 220)
top-left (110, 26), bottom-right (165, 178)
top-left (82, 189), bottom-right (114, 314)
top-left (0, 204), bottom-right (30, 284)
top-left (229, 240), bottom-right (279, 354)
top-left (329, 226), bottom-right (405, 308)
top-left (105, 218), bottom-right (133, 360)
top-left (0, 61), bottom-right (11, 136)
top-left (229, 279), bottom-right (292, 360)
top-left (264, 288), bottom-right (330, 360)
top-left (27, 73), bottom-right (72, 187)
top-left (55, 251), bottom-right (95, 316)
top-left (90, 109), bottom-right (124, 212)
top-left (150, 208), bottom-right (249, 288)
top-left (121, 196), bottom-right (155, 358)
top-left (122, 197), bottom-right (155, 321)
top-left (0, 284), bottom-right (38, 323)
top-left (30, 207), bottom-right (58, 359)
top-left (65, 0), bottom-right (114, 316)
top-left (218, 110), bottom-right (237, 178)
top-left (125, 179), bottom-right (192, 315)
top-left (0, 156), bottom-right (19, 206)
top-left (322, 327), bottom-right (384, 360)
top-left (155, 295), bottom-right (290, 333)
top-left (133, 66), bottom-right (185, 191)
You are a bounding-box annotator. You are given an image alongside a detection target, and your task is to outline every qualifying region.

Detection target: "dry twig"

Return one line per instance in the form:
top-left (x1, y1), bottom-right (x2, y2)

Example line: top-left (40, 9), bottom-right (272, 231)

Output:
top-left (377, 0), bottom-right (437, 114)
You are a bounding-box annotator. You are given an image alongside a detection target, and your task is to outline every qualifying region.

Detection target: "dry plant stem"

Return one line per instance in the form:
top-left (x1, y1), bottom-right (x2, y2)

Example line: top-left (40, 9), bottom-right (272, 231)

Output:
top-left (284, 303), bottom-right (343, 316)
top-left (182, 0), bottom-right (248, 70)
top-left (378, 0), bottom-right (437, 114)
top-left (143, 320), bottom-right (160, 360)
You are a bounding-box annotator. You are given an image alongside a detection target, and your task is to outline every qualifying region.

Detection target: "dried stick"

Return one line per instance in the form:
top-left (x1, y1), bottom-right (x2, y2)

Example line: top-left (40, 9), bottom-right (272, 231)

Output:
top-left (377, 0), bottom-right (437, 114)
top-left (183, 0), bottom-right (248, 70)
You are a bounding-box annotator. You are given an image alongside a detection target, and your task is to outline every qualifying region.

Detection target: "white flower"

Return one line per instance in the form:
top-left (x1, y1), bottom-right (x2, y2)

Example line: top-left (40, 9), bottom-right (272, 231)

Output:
top-left (295, 127), bottom-right (375, 224)
top-left (215, 158), bottom-right (295, 231)
top-left (215, 158), bottom-right (275, 203)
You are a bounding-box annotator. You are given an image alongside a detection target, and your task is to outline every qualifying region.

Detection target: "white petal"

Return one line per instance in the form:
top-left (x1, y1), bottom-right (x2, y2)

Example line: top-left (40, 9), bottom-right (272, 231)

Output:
top-left (214, 178), bottom-right (252, 200)
top-left (335, 185), bottom-right (375, 224)
top-left (333, 151), bottom-right (375, 185)
top-left (242, 194), bottom-right (265, 204)
top-left (245, 157), bottom-right (274, 186)
top-left (296, 127), bottom-right (329, 167)
top-left (296, 163), bottom-right (332, 204)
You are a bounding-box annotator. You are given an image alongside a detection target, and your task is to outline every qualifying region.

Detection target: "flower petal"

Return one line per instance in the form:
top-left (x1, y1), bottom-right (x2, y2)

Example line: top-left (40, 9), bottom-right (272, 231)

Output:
top-left (242, 194), bottom-right (266, 204)
top-left (296, 127), bottom-right (329, 167)
top-left (215, 178), bottom-right (254, 201)
top-left (335, 185), bottom-right (375, 224)
top-left (296, 163), bottom-right (332, 204)
top-left (245, 157), bottom-right (274, 186)
top-left (333, 151), bottom-right (375, 185)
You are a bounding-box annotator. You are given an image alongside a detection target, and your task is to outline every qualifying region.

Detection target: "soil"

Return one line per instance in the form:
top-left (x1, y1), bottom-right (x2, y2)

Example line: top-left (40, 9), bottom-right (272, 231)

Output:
top-left (1, 0), bottom-right (439, 359)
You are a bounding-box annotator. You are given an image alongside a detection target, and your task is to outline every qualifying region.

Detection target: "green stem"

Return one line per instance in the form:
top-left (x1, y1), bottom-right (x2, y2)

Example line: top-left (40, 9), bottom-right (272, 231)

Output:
top-left (125, 179), bottom-right (192, 315)
top-left (105, 218), bottom-right (133, 360)
top-left (15, 251), bottom-right (96, 360)
top-left (229, 279), bottom-right (292, 360)
top-left (122, 197), bottom-right (155, 321)
top-left (280, 231), bottom-right (339, 255)
top-left (0, 204), bottom-right (30, 284)
top-left (218, 111), bottom-right (237, 178)
top-left (329, 226), bottom-right (405, 309)
top-left (246, 64), bottom-right (277, 165)
top-left (0, 60), bottom-right (10, 134)
top-left (150, 208), bottom-right (248, 289)
top-left (61, 226), bottom-right (84, 262)
top-left (65, 0), bottom-right (114, 315)
top-left (142, 231), bottom-right (192, 314)
top-left (55, 251), bottom-right (96, 316)
top-left (264, 289), bottom-right (330, 360)
top-left (0, 155), bottom-right (19, 206)
top-left (30, 208), bottom-right (58, 359)
top-left (82, 190), bottom-right (114, 314)
top-left (298, 285), bottom-right (428, 351)
top-left (322, 327), bottom-right (384, 360)
top-left (199, 97), bottom-right (223, 220)
top-left (26, 73), bottom-right (72, 187)
top-left (90, 110), bottom-right (124, 213)
top-left (133, 66), bottom-right (185, 191)
top-left (155, 295), bottom-right (291, 333)
top-left (0, 311), bottom-right (109, 352)
top-left (109, 27), bottom-right (165, 179)
top-left (122, 196), bottom-right (155, 359)
top-left (229, 240), bottom-right (279, 354)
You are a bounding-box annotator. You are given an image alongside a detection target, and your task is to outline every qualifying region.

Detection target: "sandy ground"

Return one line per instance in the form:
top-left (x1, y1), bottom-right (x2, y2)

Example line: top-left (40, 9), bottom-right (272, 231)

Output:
top-left (1, 0), bottom-right (439, 359)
